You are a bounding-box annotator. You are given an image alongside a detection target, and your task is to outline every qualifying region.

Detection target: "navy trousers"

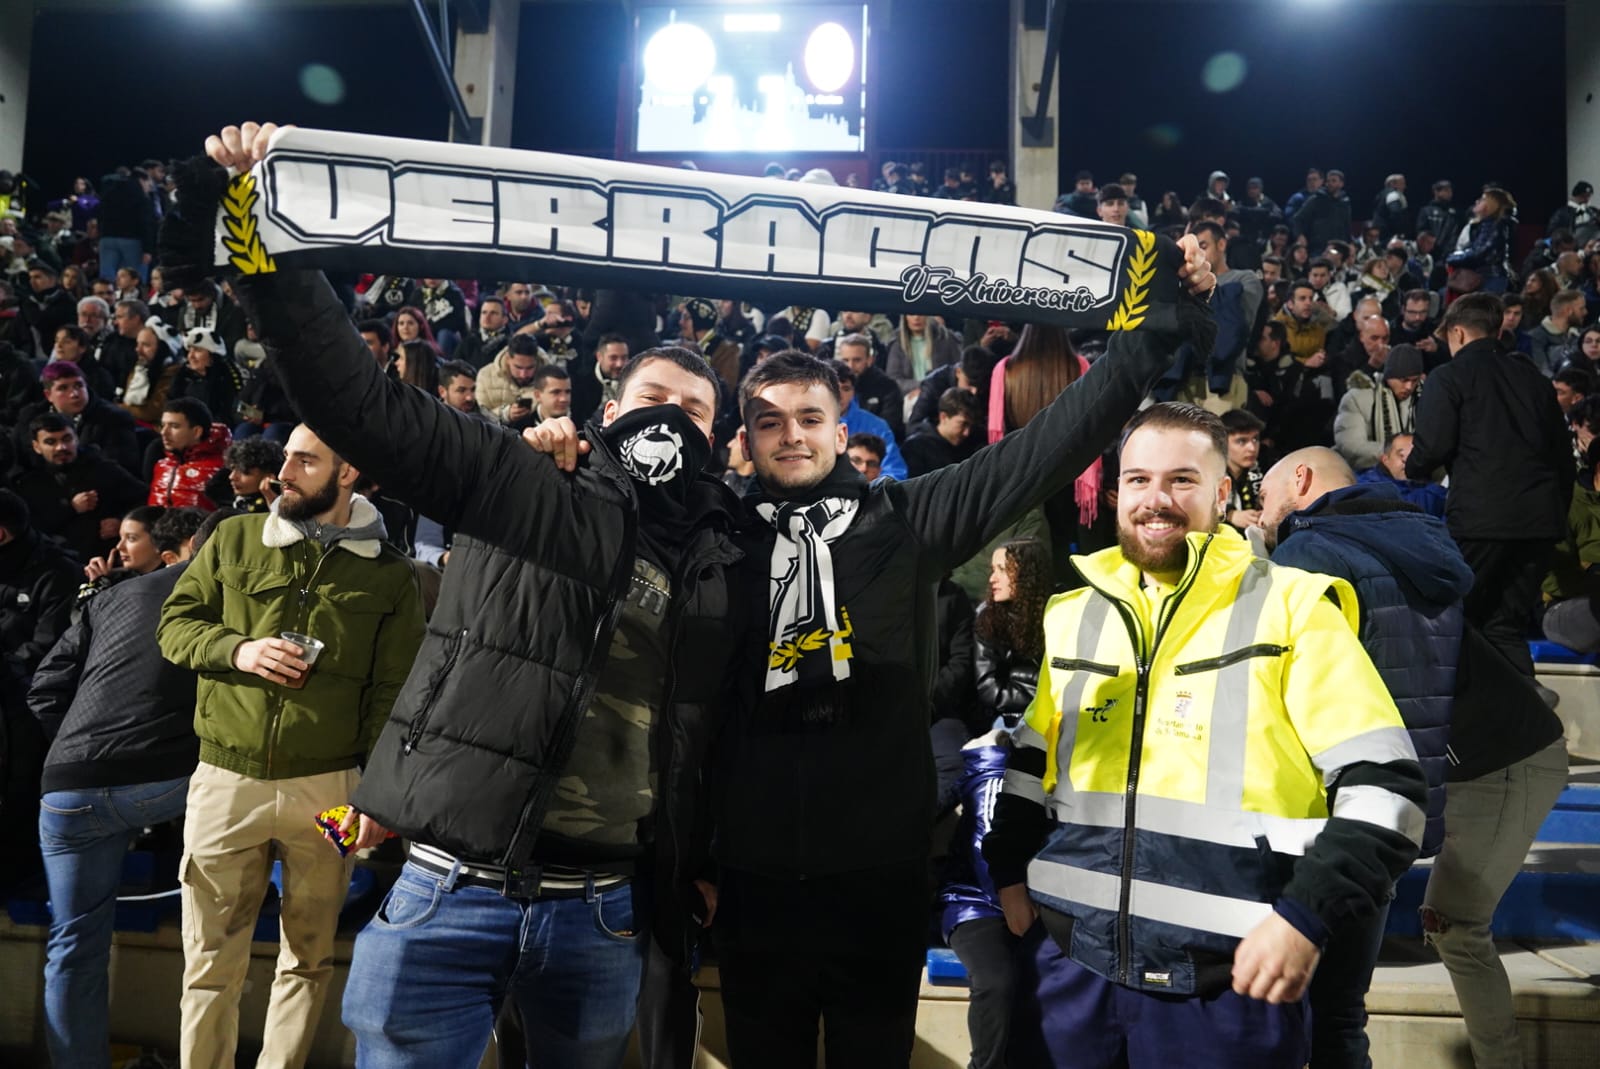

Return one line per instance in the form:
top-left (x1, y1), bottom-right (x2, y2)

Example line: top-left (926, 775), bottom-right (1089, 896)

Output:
top-left (1009, 923), bottom-right (1311, 1069)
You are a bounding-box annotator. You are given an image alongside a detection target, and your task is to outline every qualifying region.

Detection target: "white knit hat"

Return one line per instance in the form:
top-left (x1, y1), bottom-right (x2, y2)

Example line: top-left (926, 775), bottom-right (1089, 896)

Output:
top-left (184, 327), bottom-right (225, 356)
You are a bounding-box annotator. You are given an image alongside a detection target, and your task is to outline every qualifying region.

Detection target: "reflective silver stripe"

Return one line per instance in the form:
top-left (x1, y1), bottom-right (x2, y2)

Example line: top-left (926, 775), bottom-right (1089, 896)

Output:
top-left (1013, 722), bottom-right (1050, 753)
top-left (1311, 726), bottom-right (1419, 788)
top-left (1049, 596), bottom-right (1114, 808)
top-left (1002, 767), bottom-right (1047, 804)
top-left (1028, 857), bottom-right (1273, 939)
top-left (1332, 783), bottom-right (1426, 847)
top-left (1060, 790), bottom-right (1326, 856)
top-left (1204, 560), bottom-right (1275, 809)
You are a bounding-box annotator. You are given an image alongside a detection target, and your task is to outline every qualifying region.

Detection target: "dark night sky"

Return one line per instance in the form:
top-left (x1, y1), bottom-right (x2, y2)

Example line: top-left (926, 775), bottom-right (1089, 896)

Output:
top-left (22, 0), bottom-right (1570, 222)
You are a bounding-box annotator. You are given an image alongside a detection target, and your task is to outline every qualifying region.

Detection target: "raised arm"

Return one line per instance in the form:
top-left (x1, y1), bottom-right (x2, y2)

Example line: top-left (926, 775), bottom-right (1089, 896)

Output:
top-left (891, 324), bottom-right (1187, 574)
top-left (229, 270), bottom-right (511, 528)
top-left (163, 124), bottom-right (529, 530)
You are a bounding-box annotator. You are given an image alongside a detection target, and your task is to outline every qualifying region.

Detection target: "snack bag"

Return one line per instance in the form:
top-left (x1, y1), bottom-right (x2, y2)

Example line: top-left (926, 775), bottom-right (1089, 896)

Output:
top-left (315, 804), bottom-right (359, 857)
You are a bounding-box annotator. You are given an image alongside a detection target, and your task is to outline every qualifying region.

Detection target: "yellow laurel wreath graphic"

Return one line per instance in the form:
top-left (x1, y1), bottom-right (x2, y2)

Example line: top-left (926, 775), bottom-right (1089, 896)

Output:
top-left (769, 628), bottom-right (835, 672)
top-left (1104, 228), bottom-right (1156, 332)
top-left (220, 172), bottom-right (277, 276)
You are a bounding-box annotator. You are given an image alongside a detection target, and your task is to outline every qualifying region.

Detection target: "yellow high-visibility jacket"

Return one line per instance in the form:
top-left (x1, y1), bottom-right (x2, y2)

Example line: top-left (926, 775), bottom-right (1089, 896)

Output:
top-left (988, 525), bottom-right (1426, 996)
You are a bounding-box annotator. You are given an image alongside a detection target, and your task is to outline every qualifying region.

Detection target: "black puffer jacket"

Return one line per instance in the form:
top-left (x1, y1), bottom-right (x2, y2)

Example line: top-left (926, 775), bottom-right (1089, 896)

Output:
top-left (28, 564), bottom-right (199, 793)
top-left (232, 270), bottom-right (746, 965)
top-left (973, 605), bottom-right (1039, 728)
top-left (716, 326), bottom-right (1182, 880)
top-left (1406, 338), bottom-right (1574, 541)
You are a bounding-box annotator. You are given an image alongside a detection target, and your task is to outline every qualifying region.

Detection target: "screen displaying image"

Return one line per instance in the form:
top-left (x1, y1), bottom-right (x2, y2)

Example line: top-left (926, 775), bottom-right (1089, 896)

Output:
top-left (634, 5), bottom-right (869, 154)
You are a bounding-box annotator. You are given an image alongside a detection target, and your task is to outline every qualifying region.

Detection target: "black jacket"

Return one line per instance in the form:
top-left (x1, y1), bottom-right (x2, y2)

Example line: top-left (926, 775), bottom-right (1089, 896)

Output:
top-left (580, 289), bottom-right (659, 361)
top-left (168, 359), bottom-right (243, 425)
top-left (566, 350), bottom-right (608, 425)
top-left (1447, 623), bottom-right (1565, 782)
top-left (853, 364), bottom-right (905, 441)
top-left (1233, 195), bottom-right (1284, 260)
top-left (1417, 199), bottom-right (1465, 250)
top-left (0, 344), bottom-right (38, 427)
top-left (901, 430), bottom-right (962, 477)
top-left (97, 173), bottom-right (159, 247)
top-left (28, 564), bottom-right (198, 793)
top-left (455, 327), bottom-right (510, 371)
top-left (1372, 188), bottom-right (1412, 240)
top-left (973, 606), bottom-right (1039, 729)
top-left (405, 281), bottom-right (469, 339)
top-left (93, 332), bottom-right (139, 392)
top-left (232, 270), bottom-right (746, 966)
top-left (13, 397), bottom-right (141, 478)
top-left (1295, 188), bottom-right (1354, 248)
top-left (0, 528), bottom-right (81, 705)
top-left (714, 326), bottom-right (1180, 881)
top-left (237, 353), bottom-right (297, 425)
top-left (932, 580), bottom-right (975, 725)
top-left (1406, 338), bottom-right (1574, 541)
top-left (19, 285), bottom-right (75, 360)
top-left (179, 296), bottom-right (250, 355)
top-left (10, 446), bottom-right (148, 562)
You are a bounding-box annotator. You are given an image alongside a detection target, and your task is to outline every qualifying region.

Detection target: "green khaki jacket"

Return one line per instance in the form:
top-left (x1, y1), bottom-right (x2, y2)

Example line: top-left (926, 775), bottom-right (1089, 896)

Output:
top-left (1544, 476), bottom-right (1600, 603)
top-left (158, 502), bottom-right (424, 780)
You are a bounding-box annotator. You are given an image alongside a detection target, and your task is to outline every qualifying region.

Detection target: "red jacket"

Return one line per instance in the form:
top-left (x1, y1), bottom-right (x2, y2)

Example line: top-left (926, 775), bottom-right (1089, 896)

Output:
top-left (148, 423), bottom-right (232, 510)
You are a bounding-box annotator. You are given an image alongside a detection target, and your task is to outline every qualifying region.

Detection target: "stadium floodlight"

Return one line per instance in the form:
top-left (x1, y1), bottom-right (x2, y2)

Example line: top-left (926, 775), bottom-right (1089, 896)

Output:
top-left (803, 22), bottom-right (854, 94)
top-left (643, 21), bottom-right (718, 94)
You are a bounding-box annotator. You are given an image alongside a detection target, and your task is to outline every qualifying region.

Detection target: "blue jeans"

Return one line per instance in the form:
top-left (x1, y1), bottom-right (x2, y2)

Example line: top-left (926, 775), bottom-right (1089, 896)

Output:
top-left (342, 859), bottom-right (649, 1069)
top-left (38, 776), bottom-right (191, 1069)
top-left (97, 236), bottom-right (146, 283)
top-left (233, 420), bottom-right (295, 446)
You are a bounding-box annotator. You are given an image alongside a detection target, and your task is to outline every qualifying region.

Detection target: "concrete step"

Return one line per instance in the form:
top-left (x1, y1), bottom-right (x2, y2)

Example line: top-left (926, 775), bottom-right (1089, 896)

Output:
top-left (2, 914), bottom-right (1597, 1069)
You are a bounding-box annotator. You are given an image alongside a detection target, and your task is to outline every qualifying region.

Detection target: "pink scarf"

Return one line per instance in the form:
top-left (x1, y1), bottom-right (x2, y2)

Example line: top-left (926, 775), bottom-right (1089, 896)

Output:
top-left (988, 355), bottom-right (1103, 527)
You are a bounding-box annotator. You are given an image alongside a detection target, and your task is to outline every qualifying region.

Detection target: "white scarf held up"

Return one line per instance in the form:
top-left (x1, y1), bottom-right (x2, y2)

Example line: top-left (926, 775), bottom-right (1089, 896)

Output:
top-left (756, 497), bottom-right (859, 693)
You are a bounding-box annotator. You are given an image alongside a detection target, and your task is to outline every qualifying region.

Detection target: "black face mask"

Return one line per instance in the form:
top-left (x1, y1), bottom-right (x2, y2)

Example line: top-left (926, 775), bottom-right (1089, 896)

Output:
top-left (601, 404), bottom-right (711, 569)
top-left (601, 404), bottom-right (710, 501)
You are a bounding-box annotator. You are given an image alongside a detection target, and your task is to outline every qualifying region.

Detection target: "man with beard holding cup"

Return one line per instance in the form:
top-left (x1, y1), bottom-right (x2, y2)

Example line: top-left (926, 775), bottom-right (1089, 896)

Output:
top-left (157, 422), bottom-right (423, 1069)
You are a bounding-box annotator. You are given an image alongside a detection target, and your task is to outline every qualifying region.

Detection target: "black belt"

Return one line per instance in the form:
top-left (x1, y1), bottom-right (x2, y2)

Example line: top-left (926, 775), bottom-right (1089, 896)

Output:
top-left (408, 843), bottom-right (629, 899)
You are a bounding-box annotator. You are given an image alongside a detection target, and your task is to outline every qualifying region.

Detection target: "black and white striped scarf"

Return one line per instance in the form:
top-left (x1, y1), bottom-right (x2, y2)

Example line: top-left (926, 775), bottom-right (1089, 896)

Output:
top-left (755, 495), bottom-right (859, 693)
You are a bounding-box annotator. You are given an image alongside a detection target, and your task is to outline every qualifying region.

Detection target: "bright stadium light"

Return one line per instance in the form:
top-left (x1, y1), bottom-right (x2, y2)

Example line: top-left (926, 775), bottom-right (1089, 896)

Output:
top-left (643, 22), bottom-right (717, 94)
top-left (803, 22), bottom-right (854, 94)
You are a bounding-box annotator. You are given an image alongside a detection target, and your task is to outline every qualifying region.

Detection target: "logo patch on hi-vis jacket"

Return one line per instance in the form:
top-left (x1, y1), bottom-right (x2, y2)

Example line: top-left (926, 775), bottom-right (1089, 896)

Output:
top-left (1154, 690), bottom-right (1205, 742)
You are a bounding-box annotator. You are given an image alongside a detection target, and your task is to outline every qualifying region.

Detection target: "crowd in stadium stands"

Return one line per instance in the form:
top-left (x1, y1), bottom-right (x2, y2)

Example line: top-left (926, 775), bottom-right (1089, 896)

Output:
top-left (0, 147), bottom-right (1593, 1069)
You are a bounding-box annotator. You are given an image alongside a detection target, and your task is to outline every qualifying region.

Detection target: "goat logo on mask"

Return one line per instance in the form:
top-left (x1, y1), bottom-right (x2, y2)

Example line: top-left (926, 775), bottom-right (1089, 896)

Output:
top-left (618, 422), bottom-right (686, 486)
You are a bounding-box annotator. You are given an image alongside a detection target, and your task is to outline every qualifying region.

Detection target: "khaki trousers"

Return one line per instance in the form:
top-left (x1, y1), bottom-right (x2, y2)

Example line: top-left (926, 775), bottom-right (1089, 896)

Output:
top-left (179, 761), bottom-right (358, 1069)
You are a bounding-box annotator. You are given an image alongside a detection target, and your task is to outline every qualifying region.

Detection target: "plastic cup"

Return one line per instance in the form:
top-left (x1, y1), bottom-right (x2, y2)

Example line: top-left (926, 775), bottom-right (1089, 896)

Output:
top-left (280, 632), bottom-right (325, 688)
